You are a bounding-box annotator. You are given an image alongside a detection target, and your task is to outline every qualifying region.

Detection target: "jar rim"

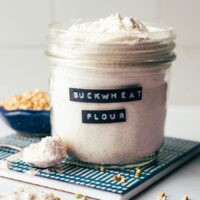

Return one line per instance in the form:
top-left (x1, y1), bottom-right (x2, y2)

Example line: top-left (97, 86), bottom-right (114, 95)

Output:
top-left (46, 51), bottom-right (176, 68)
top-left (46, 21), bottom-right (176, 66)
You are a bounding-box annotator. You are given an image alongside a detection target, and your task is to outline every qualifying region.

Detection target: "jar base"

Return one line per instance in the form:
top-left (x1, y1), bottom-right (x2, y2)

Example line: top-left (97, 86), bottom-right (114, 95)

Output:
top-left (65, 146), bottom-right (163, 169)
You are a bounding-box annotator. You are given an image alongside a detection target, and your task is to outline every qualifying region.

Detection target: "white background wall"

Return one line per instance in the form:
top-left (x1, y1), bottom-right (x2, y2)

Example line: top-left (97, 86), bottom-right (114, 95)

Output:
top-left (0, 0), bottom-right (199, 105)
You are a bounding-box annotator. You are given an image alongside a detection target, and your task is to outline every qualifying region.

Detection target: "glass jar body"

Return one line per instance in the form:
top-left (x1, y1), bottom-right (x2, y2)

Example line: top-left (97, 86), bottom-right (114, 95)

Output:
top-left (49, 61), bottom-right (171, 168)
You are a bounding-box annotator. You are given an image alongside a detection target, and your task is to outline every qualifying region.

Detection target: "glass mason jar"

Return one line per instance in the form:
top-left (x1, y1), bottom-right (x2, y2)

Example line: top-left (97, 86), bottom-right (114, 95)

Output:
top-left (46, 23), bottom-right (176, 168)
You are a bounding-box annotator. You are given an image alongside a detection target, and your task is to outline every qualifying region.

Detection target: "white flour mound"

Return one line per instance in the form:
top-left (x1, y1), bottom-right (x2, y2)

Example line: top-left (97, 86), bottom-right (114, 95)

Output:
top-left (50, 13), bottom-right (150, 44)
top-left (23, 136), bottom-right (66, 164)
top-left (0, 136), bottom-right (66, 170)
top-left (69, 13), bottom-right (148, 33)
top-left (0, 185), bottom-right (56, 200)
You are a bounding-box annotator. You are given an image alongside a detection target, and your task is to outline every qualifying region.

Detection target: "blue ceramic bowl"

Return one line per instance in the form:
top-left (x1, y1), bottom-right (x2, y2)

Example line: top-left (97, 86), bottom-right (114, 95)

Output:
top-left (0, 106), bottom-right (51, 136)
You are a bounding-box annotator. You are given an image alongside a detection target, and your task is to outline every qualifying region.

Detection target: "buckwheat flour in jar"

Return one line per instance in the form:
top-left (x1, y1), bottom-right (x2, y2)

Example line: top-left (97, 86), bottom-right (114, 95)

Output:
top-left (46, 13), bottom-right (176, 168)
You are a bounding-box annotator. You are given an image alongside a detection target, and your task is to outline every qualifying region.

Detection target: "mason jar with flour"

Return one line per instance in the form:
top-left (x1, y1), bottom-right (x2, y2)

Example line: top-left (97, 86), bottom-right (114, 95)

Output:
top-left (46, 14), bottom-right (176, 168)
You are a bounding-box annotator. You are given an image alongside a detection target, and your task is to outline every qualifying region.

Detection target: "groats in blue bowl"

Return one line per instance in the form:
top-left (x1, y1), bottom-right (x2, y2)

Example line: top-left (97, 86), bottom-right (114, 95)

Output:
top-left (0, 106), bottom-right (51, 136)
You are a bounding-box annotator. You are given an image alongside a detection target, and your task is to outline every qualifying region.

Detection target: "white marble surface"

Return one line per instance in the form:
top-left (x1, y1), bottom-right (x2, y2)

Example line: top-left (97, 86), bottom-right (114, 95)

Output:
top-left (0, 105), bottom-right (199, 200)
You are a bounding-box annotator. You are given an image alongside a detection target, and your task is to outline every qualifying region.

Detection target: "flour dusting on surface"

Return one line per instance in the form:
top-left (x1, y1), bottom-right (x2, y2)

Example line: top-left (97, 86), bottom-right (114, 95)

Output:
top-left (0, 160), bottom-right (11, 169)
top-left (25, 168), bottom-right (40, 176)
top-left (0, 185), bottom-right (57, 200)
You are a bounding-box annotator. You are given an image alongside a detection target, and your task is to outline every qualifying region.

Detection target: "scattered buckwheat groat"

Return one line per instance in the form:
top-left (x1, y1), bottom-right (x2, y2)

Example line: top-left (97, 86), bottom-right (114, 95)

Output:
top-left (49, 193), bottom-right (54, 197)
top-left (0, 89), bottom-right (50, 110)
top-left (113, 175), bottom-right (118, 181)
top-left (113, 174), bottom-right (127, 183)
top-left (156, 193), bottom-right (190, 200)
top-left (160, 192), bottom-right (165, 197)
top-left (156, 192), bottom-right (167, 200)
top-left (100, 166), bottom-right (105, 172)
top-left (75, 193), bottom-right (81, 198)
top-left (121, 177), bottom-right (126, 183)
top-left (135, 168), bottom-right (141, 177)
top-left (183, 195), bottom-right (188, 200)
top-left (74, 193), bottom-right (87, 199)
top-left (117, 174), bottom-right (121, 179)
top-left (54, 198), bottom-right (60, 200)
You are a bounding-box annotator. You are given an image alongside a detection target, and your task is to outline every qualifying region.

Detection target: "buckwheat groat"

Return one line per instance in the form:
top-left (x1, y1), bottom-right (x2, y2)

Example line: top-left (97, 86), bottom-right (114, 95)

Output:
top-left (47, 13), bottom-right (176, 167)
top-left (1, 89), bottom-right (50, 110)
